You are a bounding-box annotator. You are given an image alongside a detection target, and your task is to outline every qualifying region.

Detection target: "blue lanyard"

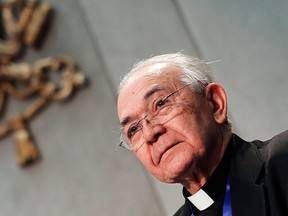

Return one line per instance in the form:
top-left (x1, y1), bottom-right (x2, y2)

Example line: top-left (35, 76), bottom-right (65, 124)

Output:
top-left (223, 177), bottom-right (232, 216)
top-left (191, 178), bottom-right (232, 216)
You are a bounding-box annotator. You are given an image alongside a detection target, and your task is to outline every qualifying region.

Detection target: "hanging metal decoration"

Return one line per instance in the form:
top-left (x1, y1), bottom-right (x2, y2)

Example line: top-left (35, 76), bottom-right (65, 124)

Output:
top-left (0, 0), bottom-right (86, 167)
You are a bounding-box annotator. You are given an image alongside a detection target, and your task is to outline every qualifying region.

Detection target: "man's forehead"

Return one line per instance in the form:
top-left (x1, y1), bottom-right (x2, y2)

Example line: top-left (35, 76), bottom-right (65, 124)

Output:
top-left (118, 82), bottom-right (167, 111)
top-left (118, 81), bottom-right (173, 125)
top-left (144, 62), bottom-right (169, 72)
top-left (120, 76), bottom-right (178, 103)
top-left (118, 64), bottom-right (181, 117)
top-left (118, 85), bottom-right (168, 126)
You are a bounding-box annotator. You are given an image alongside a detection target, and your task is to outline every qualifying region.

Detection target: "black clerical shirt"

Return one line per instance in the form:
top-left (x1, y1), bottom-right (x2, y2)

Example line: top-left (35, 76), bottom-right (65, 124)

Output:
top-left (182, 142), bottom-right (232, 216)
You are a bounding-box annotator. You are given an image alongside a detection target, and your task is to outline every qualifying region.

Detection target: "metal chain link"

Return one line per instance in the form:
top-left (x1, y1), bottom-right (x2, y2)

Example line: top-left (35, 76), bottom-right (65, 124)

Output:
top-left (0, 0), bottom-right (86, 167)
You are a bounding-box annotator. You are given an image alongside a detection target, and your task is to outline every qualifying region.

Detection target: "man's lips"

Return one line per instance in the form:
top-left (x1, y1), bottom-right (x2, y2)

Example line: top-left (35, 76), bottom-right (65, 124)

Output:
top-left (153, 142), bottom-right (180, 165)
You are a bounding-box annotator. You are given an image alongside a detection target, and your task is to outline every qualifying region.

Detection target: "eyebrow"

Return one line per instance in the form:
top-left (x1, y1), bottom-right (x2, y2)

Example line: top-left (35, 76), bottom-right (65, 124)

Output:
top-left (120, 86), bottom-right (166, 127)
top-left (120, 117), bottom-right (130, 127)
top-left (143, 86), bottom-right (166, 100)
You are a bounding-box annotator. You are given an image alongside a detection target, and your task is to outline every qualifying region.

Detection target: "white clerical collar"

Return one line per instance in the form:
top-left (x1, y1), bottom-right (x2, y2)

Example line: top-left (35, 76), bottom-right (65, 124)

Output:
top-left (187, 189), bottom-right (214, 211)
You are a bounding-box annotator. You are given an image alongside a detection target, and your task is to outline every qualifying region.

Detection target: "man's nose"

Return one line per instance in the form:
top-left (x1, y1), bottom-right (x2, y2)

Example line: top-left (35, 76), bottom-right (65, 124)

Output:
top-left (141, 120), bottom-right (166, 143)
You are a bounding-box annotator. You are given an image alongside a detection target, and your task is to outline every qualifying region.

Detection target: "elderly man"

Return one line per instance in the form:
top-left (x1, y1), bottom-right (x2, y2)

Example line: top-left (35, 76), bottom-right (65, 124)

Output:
top-left (117, 53), bottom-right (288, 216)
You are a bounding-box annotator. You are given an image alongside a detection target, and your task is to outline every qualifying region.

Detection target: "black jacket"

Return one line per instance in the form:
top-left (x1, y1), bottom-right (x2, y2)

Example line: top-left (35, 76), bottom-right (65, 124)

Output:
top-left (174, 131), bottom-right (288, 216)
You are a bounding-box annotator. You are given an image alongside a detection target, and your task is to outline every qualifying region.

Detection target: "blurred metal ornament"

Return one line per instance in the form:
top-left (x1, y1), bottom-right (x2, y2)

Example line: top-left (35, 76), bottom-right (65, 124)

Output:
top-left (0, 1), bottom-right (87, 168)
top-left (0, 0), bottom-right (51, 63)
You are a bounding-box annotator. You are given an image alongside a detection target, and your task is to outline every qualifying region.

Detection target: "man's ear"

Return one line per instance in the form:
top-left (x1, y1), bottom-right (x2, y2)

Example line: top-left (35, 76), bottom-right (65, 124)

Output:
top-left (205, 83), bottom-right (228, 124)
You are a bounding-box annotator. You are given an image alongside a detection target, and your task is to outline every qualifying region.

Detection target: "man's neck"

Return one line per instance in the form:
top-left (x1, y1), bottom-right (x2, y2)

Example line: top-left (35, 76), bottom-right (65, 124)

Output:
top-left (182, 131), bottom-right (232, 194)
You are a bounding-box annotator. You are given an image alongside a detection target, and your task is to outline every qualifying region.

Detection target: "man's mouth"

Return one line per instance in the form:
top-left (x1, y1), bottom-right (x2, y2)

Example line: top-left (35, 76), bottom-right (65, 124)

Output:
top-left (155, 142), bottom-right (180, 165)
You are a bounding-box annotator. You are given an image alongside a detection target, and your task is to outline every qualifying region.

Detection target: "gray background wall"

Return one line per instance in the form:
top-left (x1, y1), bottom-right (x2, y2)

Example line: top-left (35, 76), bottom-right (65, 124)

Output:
top-left (0, 0), bottom-right (287, 215)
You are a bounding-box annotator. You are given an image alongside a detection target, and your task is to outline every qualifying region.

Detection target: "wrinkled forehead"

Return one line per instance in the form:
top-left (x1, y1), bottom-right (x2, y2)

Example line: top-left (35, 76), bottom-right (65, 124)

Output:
top-left (117, 64), bottom-right (181, 118)
top-left (127, 63), bottom-right (179, 85)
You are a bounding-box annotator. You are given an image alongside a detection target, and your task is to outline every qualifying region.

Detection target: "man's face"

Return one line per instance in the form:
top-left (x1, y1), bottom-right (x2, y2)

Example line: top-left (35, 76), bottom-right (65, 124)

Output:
top-left (117, 65), bottom-right (220, 184)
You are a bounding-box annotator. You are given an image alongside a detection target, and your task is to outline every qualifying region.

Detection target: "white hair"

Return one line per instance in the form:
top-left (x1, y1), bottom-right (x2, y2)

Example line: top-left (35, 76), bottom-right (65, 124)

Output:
top-left (118, 53), bottom-right (215, 94)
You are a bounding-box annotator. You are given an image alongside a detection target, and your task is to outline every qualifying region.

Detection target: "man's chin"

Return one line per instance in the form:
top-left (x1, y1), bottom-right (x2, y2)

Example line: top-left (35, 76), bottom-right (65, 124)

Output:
top-left (150, 151), bottom-right (195, 183)
top-left (156, 165), bottom-right (191, 184)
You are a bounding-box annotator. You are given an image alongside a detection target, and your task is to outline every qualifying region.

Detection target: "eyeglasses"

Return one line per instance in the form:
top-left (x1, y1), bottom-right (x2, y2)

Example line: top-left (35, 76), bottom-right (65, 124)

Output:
top-left (118, 83), bottom-right (193, 151)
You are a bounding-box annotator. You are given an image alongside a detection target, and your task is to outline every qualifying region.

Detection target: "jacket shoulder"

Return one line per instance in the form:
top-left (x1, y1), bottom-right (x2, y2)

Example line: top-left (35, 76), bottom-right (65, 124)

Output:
top-left (173, 200), bottom-right (191, 216)
top-left (245, 130), bottom-right (288, 163)
top-left (173, 204), bottom-right (185, 216)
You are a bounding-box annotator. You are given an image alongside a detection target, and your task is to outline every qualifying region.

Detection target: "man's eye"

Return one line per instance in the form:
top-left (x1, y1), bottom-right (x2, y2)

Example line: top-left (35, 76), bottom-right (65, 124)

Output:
top-left (128, 124), bottom-right (141, 138)
top-left (156, 99), bottom-right (167, 108)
